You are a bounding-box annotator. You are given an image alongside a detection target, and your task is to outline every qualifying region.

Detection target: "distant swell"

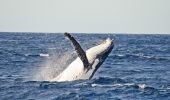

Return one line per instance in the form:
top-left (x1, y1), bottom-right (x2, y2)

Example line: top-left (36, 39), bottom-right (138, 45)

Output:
top-left (114, 54), bottom-right (170, 61)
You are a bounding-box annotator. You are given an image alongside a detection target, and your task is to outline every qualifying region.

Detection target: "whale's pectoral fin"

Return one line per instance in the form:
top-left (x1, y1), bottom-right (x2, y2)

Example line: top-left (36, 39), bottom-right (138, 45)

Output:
top-left (64, 32), bottom-right (90, 69)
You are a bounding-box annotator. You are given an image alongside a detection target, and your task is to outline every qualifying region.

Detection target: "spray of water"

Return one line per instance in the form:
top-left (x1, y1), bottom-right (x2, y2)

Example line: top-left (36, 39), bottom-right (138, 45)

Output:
top-left (31, 51), bottom-right (76, 81)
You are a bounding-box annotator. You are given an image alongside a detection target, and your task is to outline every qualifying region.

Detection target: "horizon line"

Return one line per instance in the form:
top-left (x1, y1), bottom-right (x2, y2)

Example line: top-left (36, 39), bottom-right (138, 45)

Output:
top-left (0, 31), bottom-right (170, 35)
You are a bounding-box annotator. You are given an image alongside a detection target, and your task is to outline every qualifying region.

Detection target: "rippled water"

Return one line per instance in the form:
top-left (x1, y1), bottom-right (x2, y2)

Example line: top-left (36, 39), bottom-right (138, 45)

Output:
top-left (0, 32), bottom-right (170, 100)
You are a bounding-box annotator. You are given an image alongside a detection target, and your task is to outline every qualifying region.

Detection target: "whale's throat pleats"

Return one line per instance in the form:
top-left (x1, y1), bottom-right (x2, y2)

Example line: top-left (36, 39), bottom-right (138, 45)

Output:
top-left (64, 32), bottom-right (90, 70)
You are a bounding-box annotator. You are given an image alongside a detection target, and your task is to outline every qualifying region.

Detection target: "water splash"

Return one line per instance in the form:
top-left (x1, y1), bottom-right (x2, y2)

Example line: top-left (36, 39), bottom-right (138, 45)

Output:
top-left (31, 51), bottom-right (76, 81)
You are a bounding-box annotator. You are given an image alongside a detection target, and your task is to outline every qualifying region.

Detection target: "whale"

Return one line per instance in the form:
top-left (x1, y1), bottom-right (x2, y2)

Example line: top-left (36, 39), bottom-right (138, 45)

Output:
top-left (50, 32), bottom-right (114, 82)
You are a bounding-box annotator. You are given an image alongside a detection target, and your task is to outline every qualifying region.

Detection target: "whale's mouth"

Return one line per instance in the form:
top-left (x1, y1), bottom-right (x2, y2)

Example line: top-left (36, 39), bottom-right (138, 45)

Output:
top-left (99, 44), bottom-right (113, 60)
top-left (97, 38), bottom-right (114, 57)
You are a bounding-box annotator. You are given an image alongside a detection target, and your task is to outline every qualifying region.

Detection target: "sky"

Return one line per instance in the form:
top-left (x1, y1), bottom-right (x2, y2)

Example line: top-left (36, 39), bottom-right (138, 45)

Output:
top-left (0, 0), bottom-right (170, 34)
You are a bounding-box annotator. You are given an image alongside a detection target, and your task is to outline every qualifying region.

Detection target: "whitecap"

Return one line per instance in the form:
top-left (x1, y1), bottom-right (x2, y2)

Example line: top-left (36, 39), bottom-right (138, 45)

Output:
top-left (167, 87), bottom-right (170, 90)
top-left (39, 53), bottom-right (49, 57)
top-left (117, 54), bottom-right (124, 57)
top-left (91, 83), bottom-right (135, 87)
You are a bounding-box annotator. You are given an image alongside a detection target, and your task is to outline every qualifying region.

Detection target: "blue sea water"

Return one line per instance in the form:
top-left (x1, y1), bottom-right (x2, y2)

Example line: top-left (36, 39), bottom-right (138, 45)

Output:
top-left (0, 32), bottom-right (170, 100)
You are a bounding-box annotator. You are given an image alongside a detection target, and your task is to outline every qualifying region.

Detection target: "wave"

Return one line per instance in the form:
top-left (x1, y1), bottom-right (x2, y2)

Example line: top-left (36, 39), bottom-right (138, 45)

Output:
top-left (39, 53), bottom-right (49, 57)
top-left (92, 77), bottom-right (127, 84)
top-left (113, 53), bottom-right (170, 61)
top-left (23, 53), bottom-right (50, 58)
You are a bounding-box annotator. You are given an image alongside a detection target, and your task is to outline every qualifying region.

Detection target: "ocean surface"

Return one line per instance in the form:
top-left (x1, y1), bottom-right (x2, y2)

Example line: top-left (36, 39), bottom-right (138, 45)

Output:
top-left (0, 32), bottom-right (170, 100)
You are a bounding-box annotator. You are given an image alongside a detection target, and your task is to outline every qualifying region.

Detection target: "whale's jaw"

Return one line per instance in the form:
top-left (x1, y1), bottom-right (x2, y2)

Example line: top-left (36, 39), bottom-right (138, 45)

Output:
top-left (80, 38), bottom-right (114, 80)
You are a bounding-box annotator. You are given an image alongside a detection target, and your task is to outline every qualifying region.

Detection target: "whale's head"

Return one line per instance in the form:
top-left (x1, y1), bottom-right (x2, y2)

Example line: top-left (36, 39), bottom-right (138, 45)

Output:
top-left (86, 38), bottom-right (113, 62)
top-left (85, 38), bottom-right (114, 78)
top-left (96, 38), bottom-right (114, 60)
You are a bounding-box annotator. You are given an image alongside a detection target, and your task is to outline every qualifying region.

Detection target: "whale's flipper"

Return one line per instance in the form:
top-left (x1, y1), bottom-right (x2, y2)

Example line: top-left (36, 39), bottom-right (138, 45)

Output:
top-left (64, 32), bottom-right (90, 69)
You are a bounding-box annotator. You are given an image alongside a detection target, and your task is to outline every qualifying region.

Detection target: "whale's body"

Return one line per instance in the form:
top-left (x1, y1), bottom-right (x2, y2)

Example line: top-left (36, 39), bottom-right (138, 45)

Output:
top-left (50, 33), bottom-right (113, 82)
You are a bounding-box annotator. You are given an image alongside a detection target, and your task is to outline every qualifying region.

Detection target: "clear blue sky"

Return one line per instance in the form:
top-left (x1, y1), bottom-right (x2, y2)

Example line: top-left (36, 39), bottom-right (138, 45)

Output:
top-left (0, 0), bottom-right (170, 34)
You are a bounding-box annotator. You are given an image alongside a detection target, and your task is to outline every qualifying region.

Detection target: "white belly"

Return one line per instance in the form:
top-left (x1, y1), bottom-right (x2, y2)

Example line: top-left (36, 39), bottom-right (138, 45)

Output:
top-left (50, 58), bottom-right (84, 82)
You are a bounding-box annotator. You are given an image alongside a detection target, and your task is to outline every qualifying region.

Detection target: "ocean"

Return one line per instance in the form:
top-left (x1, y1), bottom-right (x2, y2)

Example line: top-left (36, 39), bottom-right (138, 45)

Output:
top-left (0, 32), bottom-right (170, 100)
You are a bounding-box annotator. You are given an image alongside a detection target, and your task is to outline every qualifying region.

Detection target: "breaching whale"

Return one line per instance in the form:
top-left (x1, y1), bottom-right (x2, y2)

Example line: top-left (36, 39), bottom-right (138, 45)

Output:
top-left (50, 32), bottom-right (114, 82)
